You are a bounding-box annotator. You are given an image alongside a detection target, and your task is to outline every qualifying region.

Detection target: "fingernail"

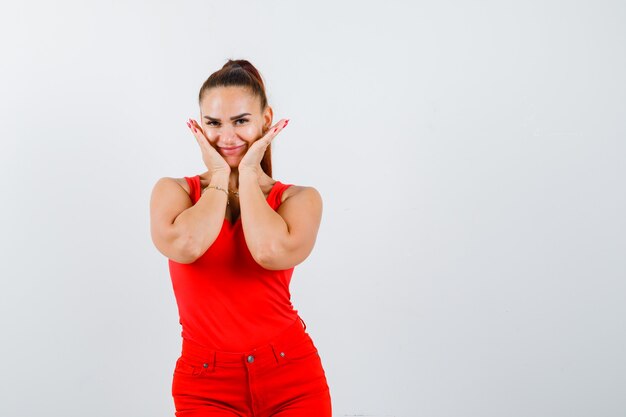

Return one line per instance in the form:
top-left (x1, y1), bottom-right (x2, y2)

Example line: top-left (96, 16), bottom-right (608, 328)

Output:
top-left (273, 127), bottom-right (277, 132)
top-left (284, 120), bottom-right (289, 127)
top-left (186, 121), bottom-right (191, 128)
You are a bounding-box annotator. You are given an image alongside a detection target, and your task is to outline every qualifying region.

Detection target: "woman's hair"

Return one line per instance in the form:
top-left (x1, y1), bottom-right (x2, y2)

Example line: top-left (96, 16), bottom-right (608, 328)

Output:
top-left (198, 59), bottom-right (272, 177)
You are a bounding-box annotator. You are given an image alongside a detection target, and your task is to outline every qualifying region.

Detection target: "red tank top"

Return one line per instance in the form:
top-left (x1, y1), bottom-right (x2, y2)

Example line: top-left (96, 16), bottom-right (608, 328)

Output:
top-left (168, 175), bottom-right (300, 352)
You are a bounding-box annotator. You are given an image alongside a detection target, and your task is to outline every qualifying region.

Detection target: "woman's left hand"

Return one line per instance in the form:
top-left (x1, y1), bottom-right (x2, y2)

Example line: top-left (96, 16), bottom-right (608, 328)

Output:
top-left (238, 118), bottom-right (289, 177)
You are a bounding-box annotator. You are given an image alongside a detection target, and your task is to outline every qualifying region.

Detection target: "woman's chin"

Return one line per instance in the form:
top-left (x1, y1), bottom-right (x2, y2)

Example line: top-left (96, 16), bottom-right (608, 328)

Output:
top-left (224, 157), bottom-right (242, 168)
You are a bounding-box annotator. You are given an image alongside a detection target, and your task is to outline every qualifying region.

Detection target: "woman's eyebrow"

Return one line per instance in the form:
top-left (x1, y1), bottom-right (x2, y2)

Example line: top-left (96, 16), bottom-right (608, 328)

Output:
top-left (203, 113), bottom-right (251, 121)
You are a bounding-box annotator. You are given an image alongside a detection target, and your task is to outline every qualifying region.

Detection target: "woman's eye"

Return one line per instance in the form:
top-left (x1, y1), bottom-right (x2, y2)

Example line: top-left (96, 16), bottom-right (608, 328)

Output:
top-left (206, 119), bottom-right (248, 127)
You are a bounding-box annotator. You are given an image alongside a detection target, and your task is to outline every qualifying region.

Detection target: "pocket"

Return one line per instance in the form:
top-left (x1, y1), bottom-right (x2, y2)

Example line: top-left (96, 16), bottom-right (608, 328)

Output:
top-left (173, 357), bottom-right (209, 377)
top-left (282, 338), bottom-right (319, 362)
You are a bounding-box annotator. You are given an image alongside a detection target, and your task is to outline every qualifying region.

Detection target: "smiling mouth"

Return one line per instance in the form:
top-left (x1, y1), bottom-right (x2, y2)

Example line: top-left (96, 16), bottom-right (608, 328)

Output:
top-left (220, 144), bottom-right (246, 155)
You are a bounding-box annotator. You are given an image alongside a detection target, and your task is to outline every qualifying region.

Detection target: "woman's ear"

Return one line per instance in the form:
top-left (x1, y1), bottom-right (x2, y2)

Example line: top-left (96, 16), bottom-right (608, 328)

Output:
top-left (263, 105), bottom-right (273, 130)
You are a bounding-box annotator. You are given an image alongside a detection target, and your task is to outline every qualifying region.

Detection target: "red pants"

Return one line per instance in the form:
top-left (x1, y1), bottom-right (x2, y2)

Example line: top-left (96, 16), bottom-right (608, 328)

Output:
top-left (171, 317), bottom-right (332, 417)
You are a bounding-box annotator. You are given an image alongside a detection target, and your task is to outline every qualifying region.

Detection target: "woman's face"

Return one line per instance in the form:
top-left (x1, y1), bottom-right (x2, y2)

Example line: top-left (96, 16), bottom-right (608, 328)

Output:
top-left (199, 86), bottom-right (272, 167)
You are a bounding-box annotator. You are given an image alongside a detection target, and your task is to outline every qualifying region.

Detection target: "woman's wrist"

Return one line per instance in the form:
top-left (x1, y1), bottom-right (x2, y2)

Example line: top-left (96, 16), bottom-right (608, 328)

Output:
top-left (211, 167), bottom-right (230, 177)
top-left (201, 171), bottom-right (230, 196)
top-left (238, 167), bottom-right (260, 182)
top-left (208, 171), bottom-right (229, 185)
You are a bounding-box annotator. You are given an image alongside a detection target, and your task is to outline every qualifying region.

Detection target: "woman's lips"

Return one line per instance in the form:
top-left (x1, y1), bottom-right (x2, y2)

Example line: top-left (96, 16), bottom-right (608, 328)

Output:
top-left (220, 144), bottom-right (245, 155)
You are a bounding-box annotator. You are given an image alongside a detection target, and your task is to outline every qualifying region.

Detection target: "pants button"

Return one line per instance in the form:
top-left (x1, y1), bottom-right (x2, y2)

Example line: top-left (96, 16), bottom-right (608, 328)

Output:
top-left (247, 355), bottom-right (255, 363)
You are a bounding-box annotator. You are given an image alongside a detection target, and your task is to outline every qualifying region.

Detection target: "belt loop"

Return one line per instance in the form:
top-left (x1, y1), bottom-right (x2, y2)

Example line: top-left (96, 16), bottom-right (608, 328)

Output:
top-left (206, 350), bottom-right (216, 372)
top-left (199, 350), bottom-right (216, 374)
top-left (299, 316), bottom-right (307, 331)
top-left (270, 343), bottom-right (286, 365)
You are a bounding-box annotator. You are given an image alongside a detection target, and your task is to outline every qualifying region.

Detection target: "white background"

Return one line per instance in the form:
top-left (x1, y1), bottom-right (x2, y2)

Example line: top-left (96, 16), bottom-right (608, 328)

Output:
top-left (1, 1), bottom-right (625, 416)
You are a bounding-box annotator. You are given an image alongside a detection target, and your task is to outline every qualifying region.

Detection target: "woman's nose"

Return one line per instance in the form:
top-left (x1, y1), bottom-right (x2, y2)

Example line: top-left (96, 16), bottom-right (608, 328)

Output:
top-left (217, 124), bottom-right (238, 137)
top-left (218, 125), bottom-right (239, 137)
top-left (218, 129), bottom-right (237, 138)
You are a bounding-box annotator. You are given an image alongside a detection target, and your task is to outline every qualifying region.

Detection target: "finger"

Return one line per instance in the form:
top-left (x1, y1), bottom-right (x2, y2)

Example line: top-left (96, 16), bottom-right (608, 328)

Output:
top-left (231, 119), bottom-right (286, 152)
top-left (271, 118), bottom-right (289, 134)
top-left (264, 118), bottom-right (289, 141)
top-left (188, 118), bottom-right (204, 137)
top-left (189, 118), bottom-right (203, 133)
top-left (188, 118), bottom-right (216, 152)
top-left (186, 119), bottom-right (204, 145)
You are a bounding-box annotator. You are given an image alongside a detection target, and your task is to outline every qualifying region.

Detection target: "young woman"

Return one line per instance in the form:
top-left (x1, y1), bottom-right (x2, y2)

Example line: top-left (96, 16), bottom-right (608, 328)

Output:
top-left (149, 59), bottom-right (331, 416)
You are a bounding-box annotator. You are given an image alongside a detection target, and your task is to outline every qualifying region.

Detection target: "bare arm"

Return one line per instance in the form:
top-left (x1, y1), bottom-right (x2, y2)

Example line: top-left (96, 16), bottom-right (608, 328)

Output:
top-left (238, 171), bottom-right (323, 270)
top-left (150, 172), bottom-right (230, 263)
top-left (174, 172), bottom-right (231, 260)
top-left (238, 172), bottom-right (288, 264)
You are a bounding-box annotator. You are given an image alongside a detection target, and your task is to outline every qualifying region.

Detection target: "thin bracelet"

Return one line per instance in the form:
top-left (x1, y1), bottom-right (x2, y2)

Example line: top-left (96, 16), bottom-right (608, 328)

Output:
top-left (202, 186), bottom-right (229, 204)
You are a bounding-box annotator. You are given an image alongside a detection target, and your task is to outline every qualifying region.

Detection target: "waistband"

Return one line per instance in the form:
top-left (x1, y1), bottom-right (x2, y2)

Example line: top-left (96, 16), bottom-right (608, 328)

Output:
top-left (180, 316), bottom-right (310, 370)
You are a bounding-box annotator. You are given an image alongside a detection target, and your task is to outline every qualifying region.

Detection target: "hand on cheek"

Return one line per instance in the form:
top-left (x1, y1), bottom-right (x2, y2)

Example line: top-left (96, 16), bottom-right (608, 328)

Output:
top-left (238, 119), bottom-right (289, 175)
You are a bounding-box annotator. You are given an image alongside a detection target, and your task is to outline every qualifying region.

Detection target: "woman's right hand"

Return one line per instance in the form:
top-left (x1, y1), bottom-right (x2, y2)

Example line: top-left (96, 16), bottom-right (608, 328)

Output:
top-left (187, 118), bottom-right (231, 175)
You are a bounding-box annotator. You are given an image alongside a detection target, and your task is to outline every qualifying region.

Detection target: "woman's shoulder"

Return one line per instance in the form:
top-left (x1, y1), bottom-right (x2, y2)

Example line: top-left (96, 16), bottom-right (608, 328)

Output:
top-left (156, 176), bottom-right (193, 196)
top-left (280, 183), bottom-right (321, 205)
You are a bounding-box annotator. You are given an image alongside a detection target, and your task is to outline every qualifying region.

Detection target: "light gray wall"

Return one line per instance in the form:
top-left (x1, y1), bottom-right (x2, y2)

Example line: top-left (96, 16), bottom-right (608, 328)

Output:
top-left (1, 1), bottom-right (624, 416)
